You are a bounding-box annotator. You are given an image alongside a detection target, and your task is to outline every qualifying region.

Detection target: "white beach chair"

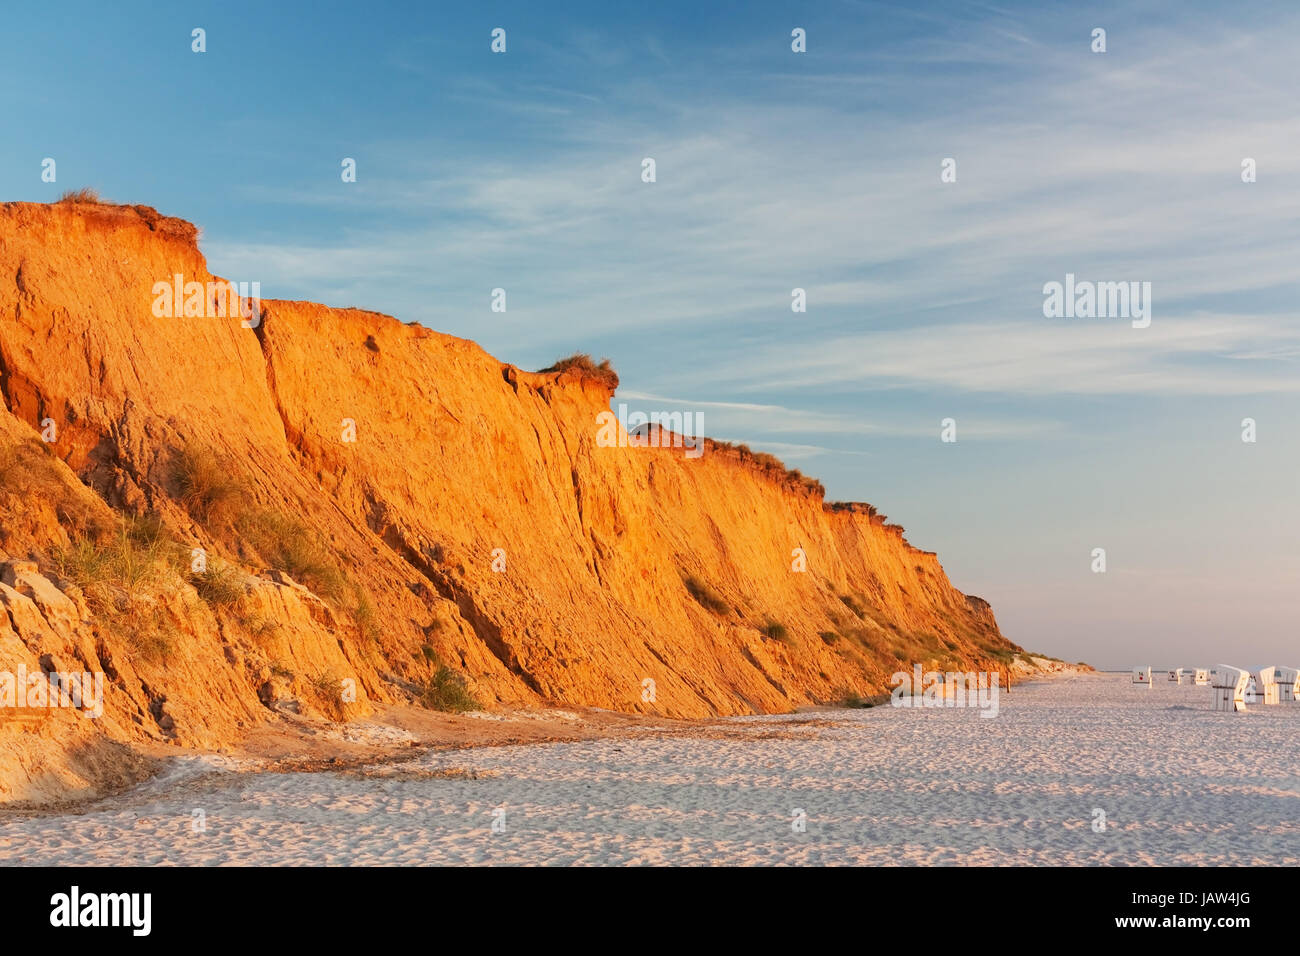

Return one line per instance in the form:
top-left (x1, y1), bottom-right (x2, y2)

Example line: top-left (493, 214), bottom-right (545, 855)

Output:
top-left (1254, 667), bottom-right (1280, 705)
top-left (1193, 668), bottom-right (1210, 686)
top-left (1167, 668), bottom-right (1184, 684)
top-left (1275, 667), bottom-right (1299, 703)
top-left (1212, 665), bottom-right (1249, 712)
top-left (1132, 667), bottom-right (1151, 689)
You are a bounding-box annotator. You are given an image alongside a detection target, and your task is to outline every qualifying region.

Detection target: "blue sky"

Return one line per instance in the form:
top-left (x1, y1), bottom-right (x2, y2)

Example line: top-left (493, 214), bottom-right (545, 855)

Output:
top-left (5, 0), bottom-right (1299, 668)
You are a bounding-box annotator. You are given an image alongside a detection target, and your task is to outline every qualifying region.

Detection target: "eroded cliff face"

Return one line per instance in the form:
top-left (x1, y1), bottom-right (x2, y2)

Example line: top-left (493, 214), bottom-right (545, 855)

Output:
top-left (0, 200), bottom-right (1021, 800)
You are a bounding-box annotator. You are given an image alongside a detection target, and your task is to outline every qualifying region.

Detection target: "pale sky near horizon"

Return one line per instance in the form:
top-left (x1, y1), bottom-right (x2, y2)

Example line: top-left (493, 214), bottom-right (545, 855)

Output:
top-left (4, 0), bottom-right (1298, 668)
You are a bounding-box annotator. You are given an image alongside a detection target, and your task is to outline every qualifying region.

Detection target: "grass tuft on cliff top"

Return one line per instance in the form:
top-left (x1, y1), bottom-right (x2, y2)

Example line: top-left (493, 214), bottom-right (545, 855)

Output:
top-left (539, 353), bottom-right (619, 390)
top-left (56, 187), bottom-right (105, 204)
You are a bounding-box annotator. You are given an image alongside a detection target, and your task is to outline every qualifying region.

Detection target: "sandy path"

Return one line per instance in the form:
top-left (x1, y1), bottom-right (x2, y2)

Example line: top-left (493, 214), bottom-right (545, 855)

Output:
top-left (2, 674), bottom-right (1296, 865)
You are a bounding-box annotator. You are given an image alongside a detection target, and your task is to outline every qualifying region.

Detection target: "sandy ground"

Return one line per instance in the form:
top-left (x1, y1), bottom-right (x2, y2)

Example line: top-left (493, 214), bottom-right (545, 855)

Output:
top-left (2, 673), bottom-right (1297, 865)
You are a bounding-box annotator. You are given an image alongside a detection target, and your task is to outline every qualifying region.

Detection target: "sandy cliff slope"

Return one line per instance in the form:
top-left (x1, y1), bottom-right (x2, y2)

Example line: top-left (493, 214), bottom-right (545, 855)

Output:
top-left (0, 199), bottom-right (1025, 801)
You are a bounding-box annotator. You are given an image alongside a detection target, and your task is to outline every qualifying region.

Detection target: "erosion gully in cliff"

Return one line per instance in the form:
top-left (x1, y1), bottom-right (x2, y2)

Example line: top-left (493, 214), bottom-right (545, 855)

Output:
top-left (0, 199), bottom-right (1023, 801)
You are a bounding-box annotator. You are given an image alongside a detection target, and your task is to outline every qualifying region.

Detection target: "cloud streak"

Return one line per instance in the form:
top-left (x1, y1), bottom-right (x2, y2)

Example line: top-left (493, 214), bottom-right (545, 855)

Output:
top-left (202, 5), bottom-right (1300, 415)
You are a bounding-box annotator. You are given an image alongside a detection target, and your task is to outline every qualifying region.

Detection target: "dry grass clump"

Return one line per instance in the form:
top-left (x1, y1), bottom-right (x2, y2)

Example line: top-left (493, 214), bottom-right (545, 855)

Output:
top-left (539, 353), bottom-right (619, 390)
top-left (41, 513), bottom-right (191, 664)
top-left (310, 672), bottom-right (349, 722)
top-left (707, 440), bottom-right (825, 497)
top-left (824, 501), bottom-right (879, 517)
top-left (170, 445), bottom-right (374, 620)
top-left (0, 440), bottom-right (56, 494)
top-left (56, 187), bottom-right (105, 204)
top-left (838, 593), bottom-right (865, 618)
top-left (49, 535), bottom-right (182, 664)
top-left (239, 612), bottom-right (281, 643)
top-left (762, 620), bottom-right (792, 644)
top-left (190, 560), bottom-right (244, 607)
top-left (236, 509), bottom-right (348, 602)
top-left (683, 574), bottom-right (729, 615)
top-left (124, 608), bottom-right (182, 663)
top-left (171, 446), bottom-right (242, 525)
top-left (419, 654), bottom-right (480, 712)
top-left (0, 439), bottom-right (107, 536)
top-left (352, 587), bottom-right (380, 642)
top-left (51, 520), bottom-right (183, 614)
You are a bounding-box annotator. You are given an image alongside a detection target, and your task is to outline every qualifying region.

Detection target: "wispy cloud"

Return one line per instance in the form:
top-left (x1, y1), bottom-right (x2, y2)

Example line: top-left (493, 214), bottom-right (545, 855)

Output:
top-left (189, 0), bottom-right (1300, 500)
top-left (706, 316), bottom-right (1300, 396)
top-left (617, 390), bottom-right (1062, 439)
top-left (205, 6), bottom-right (1300, 415)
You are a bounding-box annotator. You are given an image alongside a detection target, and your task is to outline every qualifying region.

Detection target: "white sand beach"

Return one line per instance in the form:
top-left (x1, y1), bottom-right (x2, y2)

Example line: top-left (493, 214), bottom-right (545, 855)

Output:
top-left (3, 673), bottom-right (1297, 865)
